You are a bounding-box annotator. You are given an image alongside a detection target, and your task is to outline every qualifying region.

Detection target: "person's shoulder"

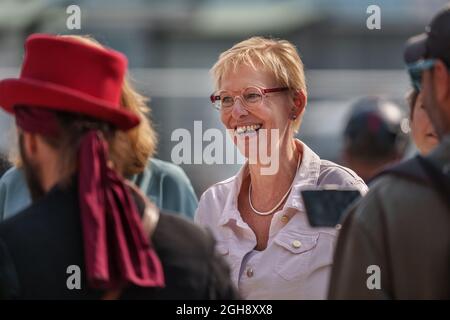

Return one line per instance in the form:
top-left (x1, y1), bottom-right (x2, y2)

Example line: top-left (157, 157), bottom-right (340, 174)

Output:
top-left (0, 202), bottom-right (44, 249)
top-left (149, 158), bottom-right (190, 184)
top-left (0, 167), bottom-right (25, 187)
top-left (0, 185), bottom-right (75, 238)
top-left (0, 167), bottom-right (31, 221)
top-left (0, 195), bottom-right (47, 232)
top-left (195, 175), bottom-right (237, 226)
top-left (197, 174), bottom-right (238, 217)
top-left (319, 159), bottom-right (363, 182)
top-left (318, 159), bottom-right (368, 192)
top-left (369, 173), bottom-right (428, 196)
top-left (148, 158), bottom-right (198, 206)
top-left (348, 173), bottom-right (435, 230)
top-left (367, 173), bottom-right (433, 204)
top-left (200, 174), bottom-right (237, 199)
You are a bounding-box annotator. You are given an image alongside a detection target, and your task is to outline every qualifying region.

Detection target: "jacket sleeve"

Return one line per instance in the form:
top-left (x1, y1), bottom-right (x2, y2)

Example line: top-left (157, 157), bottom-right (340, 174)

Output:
top-left (328, 190), bottom-right (392, 299)
top-left (204, 229), bottom-right (240, 300)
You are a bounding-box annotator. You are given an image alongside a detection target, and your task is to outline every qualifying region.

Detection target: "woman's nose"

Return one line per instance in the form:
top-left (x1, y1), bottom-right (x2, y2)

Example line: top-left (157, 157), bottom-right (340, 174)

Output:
top-left (231, 97), bottom-right (248, 120)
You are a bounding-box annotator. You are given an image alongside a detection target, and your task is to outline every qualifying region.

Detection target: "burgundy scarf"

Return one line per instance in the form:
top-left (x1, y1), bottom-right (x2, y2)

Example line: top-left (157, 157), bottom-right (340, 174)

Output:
top-left (15, 107), bottom-right (165, 290)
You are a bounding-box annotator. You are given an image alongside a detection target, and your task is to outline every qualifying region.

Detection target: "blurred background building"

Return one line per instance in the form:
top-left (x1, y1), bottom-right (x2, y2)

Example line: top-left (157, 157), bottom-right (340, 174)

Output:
top-left (0, 0), bottom-right (448, 195)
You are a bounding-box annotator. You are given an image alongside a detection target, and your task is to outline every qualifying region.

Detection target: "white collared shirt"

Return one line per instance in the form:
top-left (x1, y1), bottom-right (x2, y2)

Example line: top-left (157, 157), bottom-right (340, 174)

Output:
top-left (195, 140), bottom-right (368, 300)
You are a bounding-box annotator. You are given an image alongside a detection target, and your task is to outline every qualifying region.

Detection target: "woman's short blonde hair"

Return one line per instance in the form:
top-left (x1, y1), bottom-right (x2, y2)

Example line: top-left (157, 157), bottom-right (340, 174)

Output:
top-left (12, 35), bottom-right (157, 176)
top-left (211, 36), bottom-right (307, 131)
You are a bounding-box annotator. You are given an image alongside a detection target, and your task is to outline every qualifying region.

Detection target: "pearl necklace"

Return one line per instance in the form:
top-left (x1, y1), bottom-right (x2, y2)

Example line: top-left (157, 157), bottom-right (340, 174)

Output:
top-left (248, 153), bottom-right (301, 216)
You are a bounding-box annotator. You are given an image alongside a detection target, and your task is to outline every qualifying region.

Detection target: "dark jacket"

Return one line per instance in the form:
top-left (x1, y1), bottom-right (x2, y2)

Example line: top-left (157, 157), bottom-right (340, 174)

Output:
top-left (0, 180), bottom-right (238, 300)
top-left (328, 136), bottom-right (450, 299)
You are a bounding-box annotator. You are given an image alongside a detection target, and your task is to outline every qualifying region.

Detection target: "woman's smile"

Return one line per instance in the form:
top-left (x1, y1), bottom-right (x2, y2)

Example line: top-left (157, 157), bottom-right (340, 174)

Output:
top-left (234, 123), bottom-right (263, 135)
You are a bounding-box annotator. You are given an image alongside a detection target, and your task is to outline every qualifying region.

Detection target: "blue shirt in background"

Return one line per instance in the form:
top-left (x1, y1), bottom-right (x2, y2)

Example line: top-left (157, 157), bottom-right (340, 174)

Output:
top-left (0, 158), bottom-right (198, 221)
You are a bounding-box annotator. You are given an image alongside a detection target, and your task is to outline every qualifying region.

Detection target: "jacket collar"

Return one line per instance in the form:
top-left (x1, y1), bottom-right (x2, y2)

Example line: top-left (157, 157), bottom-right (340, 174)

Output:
top-left (218, 139), bottom-right (322, 226)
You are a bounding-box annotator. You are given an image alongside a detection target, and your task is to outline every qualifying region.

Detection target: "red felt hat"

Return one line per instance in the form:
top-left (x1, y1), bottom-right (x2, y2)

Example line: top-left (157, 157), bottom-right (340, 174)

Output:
top-left (0, 34), bottom-right (140, 130)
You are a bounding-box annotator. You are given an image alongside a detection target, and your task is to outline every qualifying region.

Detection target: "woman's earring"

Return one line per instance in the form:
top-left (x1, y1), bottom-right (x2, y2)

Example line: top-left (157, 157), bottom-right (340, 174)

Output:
top-left (291, 108), bottom-right (297, 120)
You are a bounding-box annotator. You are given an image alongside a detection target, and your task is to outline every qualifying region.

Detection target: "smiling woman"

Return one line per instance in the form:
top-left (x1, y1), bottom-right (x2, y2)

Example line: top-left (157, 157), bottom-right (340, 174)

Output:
top-left (194, 37), bottom-right (368, 300)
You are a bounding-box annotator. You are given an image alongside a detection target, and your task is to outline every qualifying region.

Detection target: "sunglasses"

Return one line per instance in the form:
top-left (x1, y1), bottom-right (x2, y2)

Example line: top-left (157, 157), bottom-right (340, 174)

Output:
top-left (407, 59), bottom-right (437, 92)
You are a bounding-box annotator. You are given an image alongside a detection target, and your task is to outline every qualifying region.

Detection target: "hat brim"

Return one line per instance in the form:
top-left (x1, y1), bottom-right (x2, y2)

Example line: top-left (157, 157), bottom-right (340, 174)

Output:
top-left (404, 33), bottom-right (428, 64)
top-left (0, 78), bottom-right (140, 131)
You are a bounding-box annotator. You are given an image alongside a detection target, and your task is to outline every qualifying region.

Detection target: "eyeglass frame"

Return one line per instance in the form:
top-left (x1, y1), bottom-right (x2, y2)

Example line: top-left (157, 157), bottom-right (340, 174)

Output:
top-left (406, 58), bottom-right (450, 92)
top-left (209, 86), bottom-right (289, 111)
top-left (407, 59), bottom-right (437, 92)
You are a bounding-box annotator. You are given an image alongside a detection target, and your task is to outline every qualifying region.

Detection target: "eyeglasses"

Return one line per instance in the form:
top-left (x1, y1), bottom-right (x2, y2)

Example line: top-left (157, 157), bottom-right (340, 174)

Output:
top-left (407, 59), bottom-right (437, 92)
top-left (210, 86), bottom-right (289, 111)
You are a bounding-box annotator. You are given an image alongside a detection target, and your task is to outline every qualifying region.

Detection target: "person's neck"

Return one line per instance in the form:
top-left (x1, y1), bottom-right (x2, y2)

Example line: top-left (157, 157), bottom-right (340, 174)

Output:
top-left (40, 156), bottom-right (63, 193)
top-left (247, 139), bottom-right (301, 209)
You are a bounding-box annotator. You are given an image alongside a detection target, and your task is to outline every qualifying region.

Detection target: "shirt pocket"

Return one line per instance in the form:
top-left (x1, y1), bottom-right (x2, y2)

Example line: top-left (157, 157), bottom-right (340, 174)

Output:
top-left (273, 232), bottom-right (319, 281)
top-left (214, 241), bottom-right (242, 286)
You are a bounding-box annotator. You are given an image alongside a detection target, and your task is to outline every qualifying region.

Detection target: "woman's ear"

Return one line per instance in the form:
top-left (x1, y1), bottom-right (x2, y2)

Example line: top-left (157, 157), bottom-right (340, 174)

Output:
top-left (291, 90), bottom-right (307, 119)
top-left (21, 132), bottom-right (39, 158)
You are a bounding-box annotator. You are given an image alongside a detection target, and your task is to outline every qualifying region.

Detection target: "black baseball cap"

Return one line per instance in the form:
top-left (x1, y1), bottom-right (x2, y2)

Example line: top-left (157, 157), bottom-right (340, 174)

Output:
top-left (404, 5), bottom-right (450, 66)
top-left (344, 97), bottom-right (409, 160)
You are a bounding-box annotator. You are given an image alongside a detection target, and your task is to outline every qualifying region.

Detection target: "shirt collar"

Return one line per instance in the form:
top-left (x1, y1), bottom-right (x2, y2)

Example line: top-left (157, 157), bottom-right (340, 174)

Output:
top-left (218, 163), bottom-right (249, 227)
top-left (286, 140), bottom-right (321, 211)
top-left (218, 139), bottom-right (322, 226)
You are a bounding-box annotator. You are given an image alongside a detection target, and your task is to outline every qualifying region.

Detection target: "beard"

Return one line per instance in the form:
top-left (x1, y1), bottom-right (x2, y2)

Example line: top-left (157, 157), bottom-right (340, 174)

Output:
top-left (19, 133), bottom-right (46, 202)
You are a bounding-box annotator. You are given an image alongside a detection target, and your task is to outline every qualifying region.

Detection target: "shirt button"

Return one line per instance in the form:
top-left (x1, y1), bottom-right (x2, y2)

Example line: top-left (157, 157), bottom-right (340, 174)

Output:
top-left (246, 268), bottom-right (254, 278)
top-left (292, 240), bottom-right (302, 248)
top-left (280, 215), bottom-right (289, 223)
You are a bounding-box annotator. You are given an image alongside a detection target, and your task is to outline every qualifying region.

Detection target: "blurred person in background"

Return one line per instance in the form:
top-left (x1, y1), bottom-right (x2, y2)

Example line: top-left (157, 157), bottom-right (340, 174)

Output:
top-left (0, 153), bottom-right (10, 178)
top-left (329, 6), bottom-right (450, 299)
top-left (0, 35), bottom-right (198, 222)
top-left (195, 37), bottom-right (367, 300)
top-left (0, 34), bottom-right (236, 299)
top-left (407, 90), bottom-right (439, 155)
top-left (341, 97), bottom-right (410, 183)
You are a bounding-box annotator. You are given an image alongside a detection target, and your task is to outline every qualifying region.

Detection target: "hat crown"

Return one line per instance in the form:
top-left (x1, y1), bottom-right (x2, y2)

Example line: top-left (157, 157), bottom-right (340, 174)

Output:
top-left (404, 6), bottom-right (450, 65)
top-left (20, 34), bottom-right (127, 106)
top-left (429, 6), bottom-right (450, 35)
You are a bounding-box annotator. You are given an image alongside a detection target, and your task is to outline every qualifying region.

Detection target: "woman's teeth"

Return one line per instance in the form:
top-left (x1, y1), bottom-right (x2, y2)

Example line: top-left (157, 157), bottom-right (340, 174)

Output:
top-left (235, 124), bottom-right (262, 135)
